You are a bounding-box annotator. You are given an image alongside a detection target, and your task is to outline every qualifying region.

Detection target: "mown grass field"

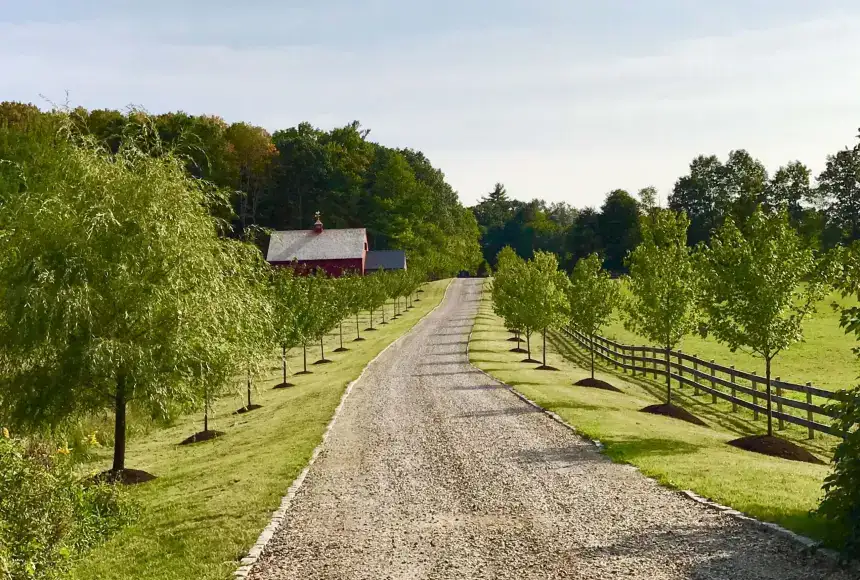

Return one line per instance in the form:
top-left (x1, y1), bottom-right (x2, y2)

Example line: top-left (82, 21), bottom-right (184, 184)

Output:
top-left (603, 285), bottom-right (858, 395)
top-left (70, 279), bottom-right (451, 580)
top-left (469, 280), bottom-right (843, 545)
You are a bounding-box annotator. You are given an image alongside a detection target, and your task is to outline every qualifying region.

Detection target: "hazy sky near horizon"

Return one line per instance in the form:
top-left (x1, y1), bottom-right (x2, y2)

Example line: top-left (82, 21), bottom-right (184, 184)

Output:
top-left (2, 1), bottom-right (860, 208)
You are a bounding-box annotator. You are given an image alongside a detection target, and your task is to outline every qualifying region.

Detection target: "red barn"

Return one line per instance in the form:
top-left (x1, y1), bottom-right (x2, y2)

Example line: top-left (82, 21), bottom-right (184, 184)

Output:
top-left (266, 214), bottom-right (368, 277)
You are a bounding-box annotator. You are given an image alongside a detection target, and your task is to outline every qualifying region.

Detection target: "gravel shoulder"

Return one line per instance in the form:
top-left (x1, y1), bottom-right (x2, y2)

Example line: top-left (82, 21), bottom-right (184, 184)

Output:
top-left (248, 279), bottom-right (851, 580)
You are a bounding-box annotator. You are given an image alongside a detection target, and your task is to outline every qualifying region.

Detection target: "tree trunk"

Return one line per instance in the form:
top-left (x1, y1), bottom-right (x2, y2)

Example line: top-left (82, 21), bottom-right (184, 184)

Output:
top-left (516, 330), bottom-right (521, 348)
top-left (382, 303), bottom-right (386, 324)
top-left (355, 313), bottom-right (361, 339)
top-left (303, 344), bottom-right (308, 373)
top-left (527, 332), bottom-right (531, 360)
top-left (590, 334), bottom-right (595, 379)
top-left (320, 336), bottom-right (325, 361)
top-left (204, 384), bottom-right (209, 433)
top-left (113, 375), bottom-right (127, 472)
top-left (766, 357), bottom-right (773, 437)
top-left (369, 307), bottom-right (374, 330)
top-left (542, 329), bottom-right (547, 367)
top-left (247, 369), bottom-right (252, 408)
top-left (665, 347), bottom-right (672, 405)
top-left (339, 321), bottom-right (344, 349)
top-left (281, 344), bottom-right (287, 384)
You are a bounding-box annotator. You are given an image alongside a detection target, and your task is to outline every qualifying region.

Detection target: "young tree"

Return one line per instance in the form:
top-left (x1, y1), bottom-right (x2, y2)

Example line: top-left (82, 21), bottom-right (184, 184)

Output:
top-left (568, 253), bottom-right (621, 379)
top-left (341, 273), bottom-right (368, 341)
top-left (363, 270), bottom-right (388, 330)
top-left (522, 251), bottom-right (570, 368)
top-left (698, 207), bottom-right (825, 438)
top-left (491, 246), bottom-right (528, 351)
top-left (624, 209), bottom-right (700, 408)
top-left (271, 266), bottom-right (304, 388)
top-left (0, 113), bottom-right (268, 480)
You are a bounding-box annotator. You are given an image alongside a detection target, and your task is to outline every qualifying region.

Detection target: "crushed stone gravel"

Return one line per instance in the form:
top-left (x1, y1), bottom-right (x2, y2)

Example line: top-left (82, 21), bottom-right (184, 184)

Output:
top-left (248, 279), bottom-right (852, 580)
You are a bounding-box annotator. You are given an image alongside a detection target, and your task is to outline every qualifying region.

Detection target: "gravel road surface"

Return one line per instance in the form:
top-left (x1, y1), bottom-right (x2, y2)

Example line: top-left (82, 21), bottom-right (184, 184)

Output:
top-left (249, 278), bottom-right (851, 580)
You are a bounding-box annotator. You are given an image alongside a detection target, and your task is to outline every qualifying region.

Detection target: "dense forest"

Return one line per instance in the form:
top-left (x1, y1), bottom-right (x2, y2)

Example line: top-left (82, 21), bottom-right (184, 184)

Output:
top-left (0, 101), bottom-right (482, 278)
top-left (473, 132), bottom-right (860, 272)
top-left (4, 101), bottom-right (859, 276)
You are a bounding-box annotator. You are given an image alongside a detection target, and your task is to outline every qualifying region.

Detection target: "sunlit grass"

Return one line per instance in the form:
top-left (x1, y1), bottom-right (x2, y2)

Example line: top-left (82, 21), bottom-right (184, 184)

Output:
top-left (71, 280), bottom-right (451, 580)
top-left (469, 280), bottom-right (841, 545)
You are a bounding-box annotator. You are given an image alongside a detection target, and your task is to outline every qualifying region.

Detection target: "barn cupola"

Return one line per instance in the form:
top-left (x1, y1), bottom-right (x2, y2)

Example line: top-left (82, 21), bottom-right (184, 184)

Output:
top-left (313, 211), bottom-right (324, 234)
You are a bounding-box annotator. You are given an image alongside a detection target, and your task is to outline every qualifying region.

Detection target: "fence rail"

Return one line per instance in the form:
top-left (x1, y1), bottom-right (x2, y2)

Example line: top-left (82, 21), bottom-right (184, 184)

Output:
top-left (562, 327), bottom-right (846, 439)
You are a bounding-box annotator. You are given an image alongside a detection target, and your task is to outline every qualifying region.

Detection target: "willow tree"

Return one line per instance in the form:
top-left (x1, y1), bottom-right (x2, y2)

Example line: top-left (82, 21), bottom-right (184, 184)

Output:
top-left (271, 266), bottom-right (303, 388)
top-left (0, 113), bottom-right (268, 481)
top-left (568, 253), bottom-right (620, 379)
top-left (624, 209), bottom-right (699, 409)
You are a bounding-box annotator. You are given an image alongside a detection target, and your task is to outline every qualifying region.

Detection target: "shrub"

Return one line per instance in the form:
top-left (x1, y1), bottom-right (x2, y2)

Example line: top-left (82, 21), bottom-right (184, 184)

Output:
top-left (0, 431), bottom-right (135, 580)
top-left (818, 388), bottom-right (860, 560)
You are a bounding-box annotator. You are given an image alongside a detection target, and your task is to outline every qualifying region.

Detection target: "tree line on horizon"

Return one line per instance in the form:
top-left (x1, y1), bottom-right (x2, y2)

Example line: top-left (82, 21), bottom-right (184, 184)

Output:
top-left (473, 129), bottom-right (860, 271)
top-left (0, 101), bottom-right (483, 279)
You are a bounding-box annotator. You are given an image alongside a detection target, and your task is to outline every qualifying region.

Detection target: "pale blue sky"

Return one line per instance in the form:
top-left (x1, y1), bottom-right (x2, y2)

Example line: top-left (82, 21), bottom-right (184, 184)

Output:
top-left (2, 1), bottom-right (860, 207)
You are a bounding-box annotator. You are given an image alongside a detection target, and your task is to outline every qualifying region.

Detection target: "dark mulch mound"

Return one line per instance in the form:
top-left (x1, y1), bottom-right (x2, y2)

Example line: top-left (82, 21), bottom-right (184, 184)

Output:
top-left (364, 327), bottom-right (378, 332)
top-left (727, 434), bottom-right (825, 465)
top-left (333, 347), bottom-right (350, 353)
top-left (353, 337), bottom-right (367, 342)
top-left (507, 336), bottom-right (523, 342)
top-left (509, 347), bottom-right (528, 354)
top-left (640, 404), bottom-right (708, 427)
top-left (273, 382), bottom-right (295, 389)
top-left (414, 298), bottom-right (421, 302)
top-left (295, 370), bottom-right (313, 376)
top-left (575, 377), bottom-right (623, 393)
top-left (417, 289), bottom-right (425, 293)
top-left (536, 365), bottom-right (560, 371)
top-left (179, 430), bottom-right (225, 446)
top-left (234, 404), bottom-right (263, 415)
top-left (90, 468), bottom-right (157, 486)
top-left (521, 358), bottom-right (542, 364)
top-left (380, 321), bottom-right (389, 325)
top-left (313, 358), bottom-right (334, 365)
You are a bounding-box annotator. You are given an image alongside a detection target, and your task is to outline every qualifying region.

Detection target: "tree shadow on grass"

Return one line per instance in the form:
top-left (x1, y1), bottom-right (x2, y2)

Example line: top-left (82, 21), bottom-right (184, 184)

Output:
top-left (602, 436), bottom-right (706, 462)
top-left (546, 329), bottom-right (838, 459)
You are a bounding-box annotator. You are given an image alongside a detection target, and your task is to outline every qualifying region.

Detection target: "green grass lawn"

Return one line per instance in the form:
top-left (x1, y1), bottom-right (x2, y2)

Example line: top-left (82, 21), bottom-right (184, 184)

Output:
top-left (70, 280), bottom-right (450, 580)
top-left (603, 286), bottom-right (859, 394)
top-left (469, 280), bottom-right (842, 545)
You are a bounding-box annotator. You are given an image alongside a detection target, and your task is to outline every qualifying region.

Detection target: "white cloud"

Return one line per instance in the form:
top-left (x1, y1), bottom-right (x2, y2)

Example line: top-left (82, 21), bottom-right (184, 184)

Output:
top-left (1, 13), bottom-right (859, 207)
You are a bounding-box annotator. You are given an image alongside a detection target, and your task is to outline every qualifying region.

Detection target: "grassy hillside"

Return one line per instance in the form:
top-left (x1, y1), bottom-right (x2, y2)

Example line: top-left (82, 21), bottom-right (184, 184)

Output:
top-left (71, 279), bottom-right (451, 580)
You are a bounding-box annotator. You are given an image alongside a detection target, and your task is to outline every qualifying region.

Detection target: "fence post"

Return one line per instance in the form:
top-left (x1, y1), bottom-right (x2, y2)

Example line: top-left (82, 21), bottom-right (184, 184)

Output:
top-left (612, 339), bottom-right (618, 370)
top-left (751, 372), bottom-right (759, 421)
top-left (730, 365), bottom-right (737, 412)
top-left (776, 376), bottom-right (784, 431)
top-left (652, 347), bottom-right (658, 379)
top-left (693, 355), bottom-right (699, 396)
top-left (806, 383), bottom-right (814, 440)
top-left (710, 360), bottom-right (717, 403)
top-left (677, 350), bottom-right (683, 389)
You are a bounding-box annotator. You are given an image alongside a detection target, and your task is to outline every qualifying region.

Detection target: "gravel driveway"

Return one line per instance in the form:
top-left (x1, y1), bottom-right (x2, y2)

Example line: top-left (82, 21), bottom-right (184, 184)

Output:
top-left (248, 279), bottom-right (851, 580)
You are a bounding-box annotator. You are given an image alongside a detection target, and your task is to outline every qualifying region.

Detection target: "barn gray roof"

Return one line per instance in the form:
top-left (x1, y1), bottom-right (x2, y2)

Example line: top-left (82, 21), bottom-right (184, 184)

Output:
top-left (366, 250), bottom-right (407, 271)
top-left (266, 228), bottom-right (367, 262)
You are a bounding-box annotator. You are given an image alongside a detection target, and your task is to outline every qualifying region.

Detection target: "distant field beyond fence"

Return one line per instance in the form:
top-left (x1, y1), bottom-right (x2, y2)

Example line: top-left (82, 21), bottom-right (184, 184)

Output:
top-left (564, 327), bottom-right (846, 439)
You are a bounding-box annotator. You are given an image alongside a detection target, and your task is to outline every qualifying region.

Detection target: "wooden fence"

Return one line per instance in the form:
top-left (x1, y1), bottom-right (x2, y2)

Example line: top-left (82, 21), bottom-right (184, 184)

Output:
top-left (563, 327), bottom-right (847, 439)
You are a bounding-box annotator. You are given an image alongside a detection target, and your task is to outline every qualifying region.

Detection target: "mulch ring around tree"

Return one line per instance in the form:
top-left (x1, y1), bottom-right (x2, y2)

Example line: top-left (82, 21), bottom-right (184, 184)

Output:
top-left (353, 337), bottom-right (367, 342)
top-left (521, 358), bottom-right (542, 364)
top-left (727, 434), bottom-right (825, 465)
top-left (234, 404), bottom-right (263, 415)
top-left (90, 468), bottom-right (157, 485)
top-left (507, 336), bottom-right (523, 342)
top-left (313, 358), bottom-right (334, 365)
top-left (640, 403), bottom-right (708, 427)
top-left (510, 347), bottom-right (528, 354)
top-left (273, 382), bottom-right (295, 389)
top-left (295, 370), bottom-right (313, 375)
top-left (574, 377), bottom-right (623, 393)
top-left (179, 430), bottom-right (226, 446)
top-left (364, 328), bottom-right (378, 332)
top-left (536, 365), bottom-right (560, 371)
top-left (334, 347), bottom-right (350, 353)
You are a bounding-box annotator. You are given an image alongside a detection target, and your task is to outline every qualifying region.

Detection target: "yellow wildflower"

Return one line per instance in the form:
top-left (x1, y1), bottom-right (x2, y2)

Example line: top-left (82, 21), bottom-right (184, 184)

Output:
top-left (57, 445), bottom-right (70, 455)
top-left (2, 427), bottom-right (8, 439)
top-left (88, 432), bottom-right (100, 447)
